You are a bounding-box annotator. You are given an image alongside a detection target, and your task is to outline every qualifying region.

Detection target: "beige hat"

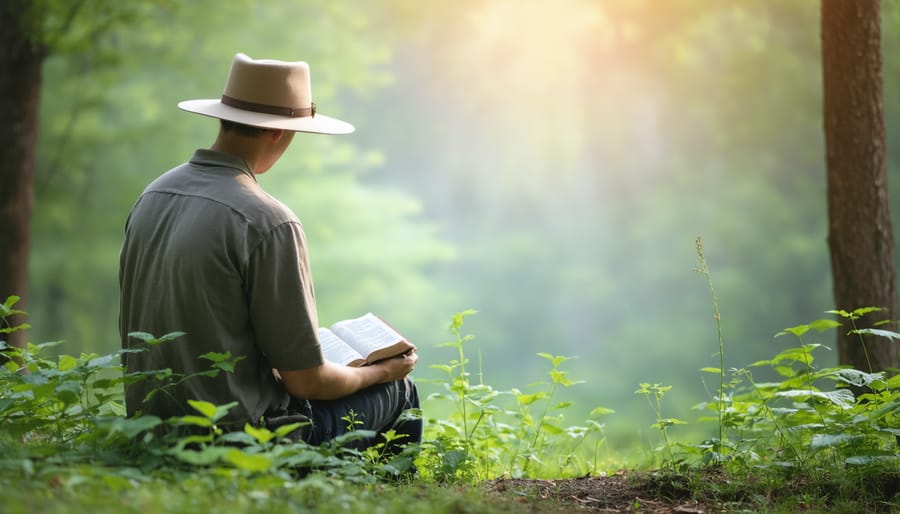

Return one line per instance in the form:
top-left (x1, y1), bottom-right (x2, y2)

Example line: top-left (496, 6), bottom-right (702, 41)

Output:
top-left (178, 53), bottom-right (354, 135)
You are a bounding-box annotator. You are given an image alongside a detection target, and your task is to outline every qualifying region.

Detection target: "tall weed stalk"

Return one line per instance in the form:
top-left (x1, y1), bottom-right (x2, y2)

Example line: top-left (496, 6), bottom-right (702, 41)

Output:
top-left (694, 236), bottom-right (727, 458)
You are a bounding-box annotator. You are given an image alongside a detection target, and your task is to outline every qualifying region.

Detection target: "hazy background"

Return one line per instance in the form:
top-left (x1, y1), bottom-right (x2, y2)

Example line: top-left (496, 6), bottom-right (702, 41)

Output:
top-left (27, 0), bottom-right (900, 449)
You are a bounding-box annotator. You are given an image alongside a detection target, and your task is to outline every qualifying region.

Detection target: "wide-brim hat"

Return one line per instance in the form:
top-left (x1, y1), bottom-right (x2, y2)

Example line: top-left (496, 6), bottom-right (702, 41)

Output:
top-left (178, 53), bottom-right (354, 135)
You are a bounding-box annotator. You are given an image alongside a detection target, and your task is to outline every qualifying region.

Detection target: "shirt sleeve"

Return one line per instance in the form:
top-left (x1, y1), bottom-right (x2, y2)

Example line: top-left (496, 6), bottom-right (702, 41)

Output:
top-left (246, 221), bottom-right (324, 370)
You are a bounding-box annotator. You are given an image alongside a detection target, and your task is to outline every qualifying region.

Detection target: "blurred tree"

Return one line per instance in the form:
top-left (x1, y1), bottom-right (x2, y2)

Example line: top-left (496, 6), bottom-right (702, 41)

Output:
top-left (0, 0), bottom-right (42, 349)
top-left (821, 0), bottom-right (897, 371)
top-left (1, 0), bottom-right (165, 348)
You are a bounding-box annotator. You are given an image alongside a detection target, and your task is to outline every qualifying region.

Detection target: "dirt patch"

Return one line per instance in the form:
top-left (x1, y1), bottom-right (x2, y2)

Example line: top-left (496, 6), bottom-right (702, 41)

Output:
top-left (484, 472), bottom-right (731, 513)
top-left (485, 469), bottom-right (900, 513)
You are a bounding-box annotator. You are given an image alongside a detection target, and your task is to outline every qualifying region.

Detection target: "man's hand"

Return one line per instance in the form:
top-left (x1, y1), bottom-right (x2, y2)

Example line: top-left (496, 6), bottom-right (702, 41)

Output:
top-left (371, 351), bottom-right (418, 383)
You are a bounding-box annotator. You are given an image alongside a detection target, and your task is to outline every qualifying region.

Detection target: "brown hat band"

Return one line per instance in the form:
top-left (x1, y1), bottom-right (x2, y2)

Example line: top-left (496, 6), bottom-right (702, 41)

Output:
top-left (221, 94), bottom-right (316, 118)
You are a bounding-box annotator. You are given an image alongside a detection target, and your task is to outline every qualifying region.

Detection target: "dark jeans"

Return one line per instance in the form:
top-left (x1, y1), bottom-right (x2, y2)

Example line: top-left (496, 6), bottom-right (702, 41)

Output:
top-left (302, 377), bottom-right (422, 452)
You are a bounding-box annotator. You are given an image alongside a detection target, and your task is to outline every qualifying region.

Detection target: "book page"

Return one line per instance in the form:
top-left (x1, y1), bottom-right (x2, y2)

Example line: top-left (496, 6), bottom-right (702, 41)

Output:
top-left (330, 313), bottom-right (415, 362)
top-left (317, 327), bottom-right (366, 367)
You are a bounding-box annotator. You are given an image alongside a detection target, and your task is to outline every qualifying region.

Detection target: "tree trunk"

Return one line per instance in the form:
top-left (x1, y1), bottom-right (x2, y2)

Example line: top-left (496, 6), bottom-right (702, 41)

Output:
top-left (0, 0), bottom-right (44, 348)
top-left (821, 0), bottom-right (898, 372)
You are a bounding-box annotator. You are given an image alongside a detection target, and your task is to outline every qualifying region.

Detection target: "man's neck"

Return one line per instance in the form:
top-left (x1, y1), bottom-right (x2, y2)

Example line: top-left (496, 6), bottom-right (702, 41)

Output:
top-left (210, 133), bottom-right (267, 173)
top-left (209, 128), bottom-right (291, 175)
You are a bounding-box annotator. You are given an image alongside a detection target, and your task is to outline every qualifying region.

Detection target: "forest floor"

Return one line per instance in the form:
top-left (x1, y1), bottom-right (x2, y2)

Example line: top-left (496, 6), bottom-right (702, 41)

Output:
top-left (483, 469), bottom-right (900, 513)
top-left (486, 472), bottom-right (722, 513)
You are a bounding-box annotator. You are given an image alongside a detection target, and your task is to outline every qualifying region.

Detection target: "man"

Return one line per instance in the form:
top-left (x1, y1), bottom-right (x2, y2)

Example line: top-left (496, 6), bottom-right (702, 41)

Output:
top-left (119, 53), bottom-right (421, 451)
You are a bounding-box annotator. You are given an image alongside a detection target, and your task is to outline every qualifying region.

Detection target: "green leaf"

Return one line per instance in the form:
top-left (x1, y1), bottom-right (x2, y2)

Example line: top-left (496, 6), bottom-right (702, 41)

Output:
top-left (188, 399), bottom-right (218, 419)
top-left (550, 369), bottom-right (581, 387)
top-left (776, 325), bottom-right (809, 338)
top-left (107, 415), bottom-right (163, 439)
top-left (775, 389), bottom-right (855, 408)
top-left (700, 367), bottom-right (721, 373)
top-left (57, 354), bottom-right (78, 371)
top-left (0, 323), bottom-right (30, 334)
top-left (827, 307), bottom-right (883, 320)
top-left (86, 354), bottom-right (118, 369)
top-left (773, 365), bottom-right (796, 377)
top-left (55, 381), bottom-right (82, 404)
top-left (590, 406), bottom-right (615, 417)
top-left (176, 415), bottom-right (212, 428)
top-left (516, 392), bottom-right (549, 406)
top-left (811, 433), bottom-right (855, 449)
top-left (826, 368), bottom-right (884, 388)
top-left (198, 351), bottom-right (230, 362)
top-left (851, 328), bottom-right (900, 341)
top-left (771, 345), bottom-right (821, 364)
top-left (0, 295), bottom-right (26, 317)
top-left (449, 309), bottom-right (477, 331)
top-left (540, 423), bottom-right (564, 435)
top-left (128, 331), bottom-right (186, 345)
top-left (171, 447), bottom-right (228, 466)
top-left (0, 398), bottom-right (17, 415)
top-left (199, 352), bottom-right (245, 373)
top-left (272, 422), bottom-right (305, 440)
top-left (175, 400), bottom-right (237, 425)
top-left (244, 424), bottom-right (274, 444)
top-left (158, 331), bottom-right (187, 342)
top-left (128, 332), bottom-right (159, 343)
top-left (651, 418), bottom-right (687, 430)
top-left (846, 455), bottom-right (900, 465)
top-left (851, 306), bottom-right (884, 317)
top-left (537, 353), bottom-right (572, 367)
top-left (807, 319), bottom-right (842, 332)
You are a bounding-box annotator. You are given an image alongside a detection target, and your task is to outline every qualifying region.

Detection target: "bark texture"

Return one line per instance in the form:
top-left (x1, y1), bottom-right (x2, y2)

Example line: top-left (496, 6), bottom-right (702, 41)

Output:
top-left (0, 0), bottom-right (43, 348)
top-left (821, 0), bottom-right (898, 371)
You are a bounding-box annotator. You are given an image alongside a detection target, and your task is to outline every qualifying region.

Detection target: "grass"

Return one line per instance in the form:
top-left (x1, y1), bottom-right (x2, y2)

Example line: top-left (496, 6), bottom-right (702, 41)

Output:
top-left (1, 471), bottom-right (563, 514)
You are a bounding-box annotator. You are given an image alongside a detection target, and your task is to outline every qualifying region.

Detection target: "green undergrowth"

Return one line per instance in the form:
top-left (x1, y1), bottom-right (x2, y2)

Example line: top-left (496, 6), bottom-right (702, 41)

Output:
top-left (2, 234), bottom-right (900, 514)
top-left (2, 470), bottom-right (565, 514)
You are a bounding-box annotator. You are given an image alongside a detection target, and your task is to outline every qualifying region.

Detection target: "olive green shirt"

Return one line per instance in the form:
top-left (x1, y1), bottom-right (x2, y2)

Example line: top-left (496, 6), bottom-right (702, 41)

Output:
top-left (119, 149), bottom-right (324, 426)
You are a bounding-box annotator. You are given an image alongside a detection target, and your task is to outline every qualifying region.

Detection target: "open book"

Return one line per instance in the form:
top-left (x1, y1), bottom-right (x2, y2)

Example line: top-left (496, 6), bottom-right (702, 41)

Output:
top-left (318, 313), bottom-right (416, 367)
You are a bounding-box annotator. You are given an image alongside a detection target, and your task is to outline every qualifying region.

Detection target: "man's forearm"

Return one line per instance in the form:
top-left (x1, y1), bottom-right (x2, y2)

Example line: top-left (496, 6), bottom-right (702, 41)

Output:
top-left (278, 361), bottom-right (387, 400)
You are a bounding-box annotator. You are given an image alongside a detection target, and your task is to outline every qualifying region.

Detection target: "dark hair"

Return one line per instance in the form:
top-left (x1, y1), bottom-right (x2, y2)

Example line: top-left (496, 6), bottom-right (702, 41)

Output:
top-left (220, 119), bottom-right (273, 137)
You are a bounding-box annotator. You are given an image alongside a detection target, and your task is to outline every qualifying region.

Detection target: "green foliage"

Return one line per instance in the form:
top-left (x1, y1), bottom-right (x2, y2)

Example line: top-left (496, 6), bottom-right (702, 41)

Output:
top-left (635, 382), bottom-right (687, 469)
top-left (420, 310), bottom-right (613, 482)
top-left (26, 0), bottom-right (171, 53)
top-left (828, 307), bottom-right (889, 373)
top-left (0, 297), bottom-right (418, 484)
top-left (1, 304), bottom-right (613, 487)
top-left (0, 296), bottom-right (30, 334)
top-left (684, 317), bottom-right (900, 478)
top-left (1, 296), bottom-right (898, 510)
top-left (680, 246), bottom-right (899, 480)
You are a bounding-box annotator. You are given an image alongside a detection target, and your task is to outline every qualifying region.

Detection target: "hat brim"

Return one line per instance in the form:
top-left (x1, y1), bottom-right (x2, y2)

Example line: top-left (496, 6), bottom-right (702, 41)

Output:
top-left (178, 99), bottom-right (355, 135)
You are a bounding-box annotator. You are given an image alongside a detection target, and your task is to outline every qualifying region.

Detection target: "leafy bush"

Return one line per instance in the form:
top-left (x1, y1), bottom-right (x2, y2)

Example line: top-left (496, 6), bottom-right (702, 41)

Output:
top-left (638, 239), bottom-right (900, 482)
top-left (0, 295), bottom-right (416, 483)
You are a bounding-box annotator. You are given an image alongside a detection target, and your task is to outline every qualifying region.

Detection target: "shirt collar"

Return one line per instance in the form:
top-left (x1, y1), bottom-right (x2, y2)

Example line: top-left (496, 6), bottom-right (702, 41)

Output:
top-left (189, 148), bottom-right (256, 182)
